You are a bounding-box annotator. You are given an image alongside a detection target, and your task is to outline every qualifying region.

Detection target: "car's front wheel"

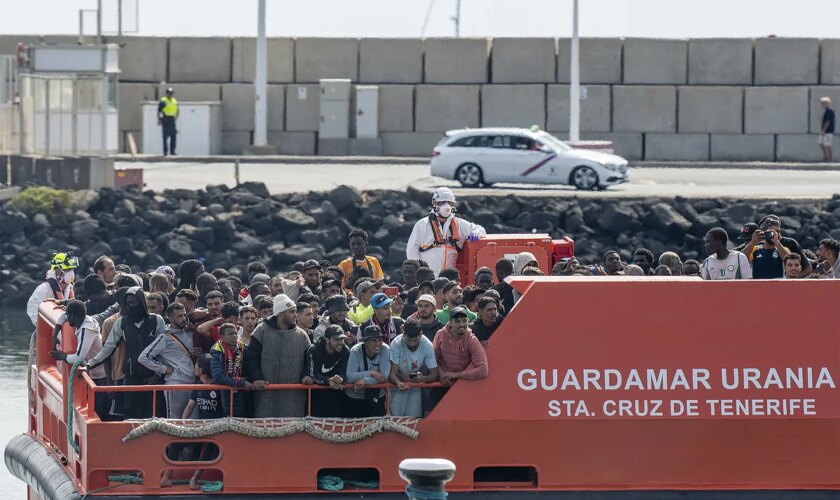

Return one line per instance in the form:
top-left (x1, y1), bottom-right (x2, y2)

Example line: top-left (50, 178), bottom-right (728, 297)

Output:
top-left (455, 163), bottom-right (484, 188)
top-left (570, 166), bottom-right (599, 190)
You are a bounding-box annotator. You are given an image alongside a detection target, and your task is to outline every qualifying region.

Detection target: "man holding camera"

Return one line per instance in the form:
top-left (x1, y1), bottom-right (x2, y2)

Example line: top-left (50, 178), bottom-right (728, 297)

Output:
top-left (741, 215), bottom-right (812, 279)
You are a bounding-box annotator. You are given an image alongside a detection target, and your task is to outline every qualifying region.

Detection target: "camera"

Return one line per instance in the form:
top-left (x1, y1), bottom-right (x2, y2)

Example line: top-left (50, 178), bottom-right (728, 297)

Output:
top-left (765, 230), bottom-right (776, 243)
top-left (409, 372), bottom-right (422, 381)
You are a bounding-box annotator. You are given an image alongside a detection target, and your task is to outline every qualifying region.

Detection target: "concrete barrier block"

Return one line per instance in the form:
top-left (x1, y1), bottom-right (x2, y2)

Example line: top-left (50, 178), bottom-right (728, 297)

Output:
top-left (744, 87), bottom-right (809, 134)
top-left (231, 37), bottom-right (294, 83)
top-left (285, 84), bottom-right (320, 132)
top-left (678, 86), bottom-right (743, 133)
top-left (424, 38), bottom-right (489, 84)
top-left (221, 84), bottom-right (255, 131)
top-left (378, 85), bottom-right (414, 132)
top-left (106, 36), bottom-right (168, 82)
top-left (481, 84), bottom-right (546, 128)
top-left (318, 138), bottom-right (351, 155)
top-left (557, 38), bottom-right (622, 84)
top-left (268, 84), bottom-right (285, 131)
top-left (623, 38), bottom-right (687, 84)
top-left (169, 37), bottom-right (232, 83)
top-left (820, 40), bottom-right (840, 84)
top-left (158, 83), bottom-right (221, 101)
top-left (754, 38), bottom-right (819, 85)
top-left (645, 133), bottom-right (709, 161)
top-left (415, 85), bottom-right (479, 132)
top-left (710, 134), bottom-right (775, 161)
top-left (808, 87), bottom-right (840, 133)
top-left (546, 84), bottom-right (610, 132)
top-left (267, 131), bottom-right (316, 155)
top-left (776, 134), bottom-right (824, 162)
top-left (688, 39), bottom-right (753, 85)
top-left (222, 131), bottom-right (251, 154)
top-left (359, 38), bottom-right (423, 83)
top-left (581, 132), bottom-right (644, 160)
top-left (119, 83), bottom-right (157, 131)
top-left (613, 86), bottom-right (677, 133)
top-left (491, 38), bottom-right (556, 83)
top-left (382, 132), bottom-right (444, 156)
top-left (294, 38), bottom-right (359, 82)
top-left (350, 138), bottom-right (384, 155)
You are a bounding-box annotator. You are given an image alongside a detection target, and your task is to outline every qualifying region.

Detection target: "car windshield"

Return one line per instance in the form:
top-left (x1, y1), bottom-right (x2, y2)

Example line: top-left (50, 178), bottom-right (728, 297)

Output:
top-left (536, 132), bottom-right (572, 151)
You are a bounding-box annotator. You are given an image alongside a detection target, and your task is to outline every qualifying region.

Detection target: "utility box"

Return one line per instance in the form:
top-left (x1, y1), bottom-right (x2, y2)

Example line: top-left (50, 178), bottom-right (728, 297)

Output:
top-left (141, 101), bottom-right (223, 155)
top-left (355, 85), bottom-right (379, 139)
top-left (456, 234), bottom-right (575, 285)
top-left (319, 78), bottom-right (351, 140)
top-left (320, 100), bottom-right (350, 139)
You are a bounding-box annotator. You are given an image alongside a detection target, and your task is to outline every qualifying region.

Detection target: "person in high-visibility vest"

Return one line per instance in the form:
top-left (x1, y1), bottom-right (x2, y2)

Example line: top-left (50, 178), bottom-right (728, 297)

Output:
top-left (406, 187), bottom-right (486, 277)
top-left (158, 87), bottom-right (179, 155)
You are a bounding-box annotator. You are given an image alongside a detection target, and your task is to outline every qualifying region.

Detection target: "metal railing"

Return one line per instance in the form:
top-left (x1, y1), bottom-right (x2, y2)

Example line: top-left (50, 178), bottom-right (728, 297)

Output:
top-left (77, 370), bottom-right (444, 419)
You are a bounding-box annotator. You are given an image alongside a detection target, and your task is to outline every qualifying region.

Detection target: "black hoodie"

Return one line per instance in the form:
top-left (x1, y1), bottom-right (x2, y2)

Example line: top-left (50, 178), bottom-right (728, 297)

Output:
top-left (301, 337), bottom-right (349, 385)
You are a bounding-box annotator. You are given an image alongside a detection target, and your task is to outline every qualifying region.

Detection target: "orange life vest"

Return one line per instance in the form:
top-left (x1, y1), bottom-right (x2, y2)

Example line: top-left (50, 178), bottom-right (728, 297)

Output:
top-left (420, 214), bottom-right (461, 253)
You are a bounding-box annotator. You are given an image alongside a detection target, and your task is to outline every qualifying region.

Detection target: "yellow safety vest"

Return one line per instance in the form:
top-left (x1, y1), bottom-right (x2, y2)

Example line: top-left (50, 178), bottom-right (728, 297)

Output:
top-left (160, 96), bottom-right (178, 117)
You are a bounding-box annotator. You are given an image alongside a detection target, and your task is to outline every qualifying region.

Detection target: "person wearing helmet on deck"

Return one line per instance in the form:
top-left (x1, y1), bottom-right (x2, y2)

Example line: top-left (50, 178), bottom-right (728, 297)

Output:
top-left (406, 187), bottom-right (486, 277)
top-left (26, 252), bottom-right (79, 327)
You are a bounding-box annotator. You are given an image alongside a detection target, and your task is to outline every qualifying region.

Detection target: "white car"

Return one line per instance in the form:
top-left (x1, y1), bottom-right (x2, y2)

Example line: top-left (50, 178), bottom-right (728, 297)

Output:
top-left (430, 128), bottom-right (629, 190)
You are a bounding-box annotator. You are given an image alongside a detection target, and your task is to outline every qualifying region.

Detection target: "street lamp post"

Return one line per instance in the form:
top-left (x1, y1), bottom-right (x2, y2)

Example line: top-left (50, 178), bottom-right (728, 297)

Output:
top-left (568, 0), bottom-right (580, 143)
top-left (254, 0), bottom-right (268, 147)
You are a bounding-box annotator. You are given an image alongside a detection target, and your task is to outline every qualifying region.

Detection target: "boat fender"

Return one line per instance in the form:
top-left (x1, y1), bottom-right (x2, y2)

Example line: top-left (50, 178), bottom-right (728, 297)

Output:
top-left (4, 434), bottom-right (81, 500)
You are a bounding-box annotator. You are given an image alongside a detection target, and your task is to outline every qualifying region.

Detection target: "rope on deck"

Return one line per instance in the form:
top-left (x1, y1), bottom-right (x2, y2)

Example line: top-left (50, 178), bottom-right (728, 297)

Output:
top-left (66, 361), bottom-right (83, 454)
top-left (121, 416), bottom-right (421, 443)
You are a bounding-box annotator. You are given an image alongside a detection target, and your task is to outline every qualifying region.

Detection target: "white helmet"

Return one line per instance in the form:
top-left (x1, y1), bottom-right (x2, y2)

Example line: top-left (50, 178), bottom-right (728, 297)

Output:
top-left (432, 187), bottom-right (456, 204)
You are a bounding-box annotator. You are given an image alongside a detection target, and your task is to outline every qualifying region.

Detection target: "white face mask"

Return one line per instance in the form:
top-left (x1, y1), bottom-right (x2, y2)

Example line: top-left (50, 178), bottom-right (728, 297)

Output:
top-left (62, 270), bottom-right (75, 285)
top-left (437, 203), bottom-right (453, 218)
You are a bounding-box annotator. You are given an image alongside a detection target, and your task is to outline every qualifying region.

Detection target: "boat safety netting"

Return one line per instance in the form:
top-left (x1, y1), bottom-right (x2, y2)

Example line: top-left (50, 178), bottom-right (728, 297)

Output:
top-left (121, 416), bottom-right (421, 443)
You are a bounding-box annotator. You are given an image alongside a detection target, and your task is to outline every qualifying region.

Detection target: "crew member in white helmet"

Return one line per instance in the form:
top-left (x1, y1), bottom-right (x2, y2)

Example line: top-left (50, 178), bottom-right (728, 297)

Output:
top-left (406, 188), bottom-right (486, 277)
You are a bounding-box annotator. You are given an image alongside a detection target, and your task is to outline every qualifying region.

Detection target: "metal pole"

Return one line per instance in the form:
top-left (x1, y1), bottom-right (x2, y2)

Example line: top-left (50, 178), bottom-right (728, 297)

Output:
top-left (253, 0), bottom-right (268, 146)
top-left (78, 10), bottom-right (84, 45)
top-left (568, 0), bottom-right (581, 143)
top-left (118, 0), bottom-right (123, 36)
top-left (453, 0), bottom-right (462, 37)
top-left (96, 0), bottom-right (103, 44)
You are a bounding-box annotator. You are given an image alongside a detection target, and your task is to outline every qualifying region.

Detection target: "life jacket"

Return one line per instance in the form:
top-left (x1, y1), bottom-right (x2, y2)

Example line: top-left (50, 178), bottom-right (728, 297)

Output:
top-left (121, 316), bottom-right (158, 381)
top-left (420, 214), bottom-right (461, 253)
top-left (46, 277), bottom-right (73, 300)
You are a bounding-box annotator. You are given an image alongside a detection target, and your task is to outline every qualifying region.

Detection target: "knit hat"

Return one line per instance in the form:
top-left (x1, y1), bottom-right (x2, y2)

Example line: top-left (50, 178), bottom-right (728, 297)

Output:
top-left (273, 294), bottom-right (296, 315)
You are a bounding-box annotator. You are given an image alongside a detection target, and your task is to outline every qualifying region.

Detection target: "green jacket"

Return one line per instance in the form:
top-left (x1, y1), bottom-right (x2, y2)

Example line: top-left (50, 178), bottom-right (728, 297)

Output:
top-left (435, 304), bottom-right (477, 324)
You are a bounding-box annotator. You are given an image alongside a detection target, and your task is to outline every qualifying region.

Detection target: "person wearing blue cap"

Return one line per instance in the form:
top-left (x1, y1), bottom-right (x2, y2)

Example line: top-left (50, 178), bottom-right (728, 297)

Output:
top-left (357, 292), bottom-right (405, 344)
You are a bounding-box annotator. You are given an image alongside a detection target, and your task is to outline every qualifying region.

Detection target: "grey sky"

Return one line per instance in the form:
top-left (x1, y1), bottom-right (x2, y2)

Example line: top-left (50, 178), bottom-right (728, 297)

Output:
top-left (2, 0), bottom-right (837, 39)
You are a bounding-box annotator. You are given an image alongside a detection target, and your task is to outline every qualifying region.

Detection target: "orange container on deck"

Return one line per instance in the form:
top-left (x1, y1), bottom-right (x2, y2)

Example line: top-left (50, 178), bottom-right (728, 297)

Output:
top-left (457, 234), bottom-right (574, 284)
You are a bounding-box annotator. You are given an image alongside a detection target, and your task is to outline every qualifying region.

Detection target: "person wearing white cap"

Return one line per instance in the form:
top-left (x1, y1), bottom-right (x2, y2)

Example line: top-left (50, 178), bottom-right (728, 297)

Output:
top-left (406, 294), bottom-right (444, 343)
top-left (406, 187), bottom-right (486, 277)
top-left (245, 294), bottom-right (312, 417)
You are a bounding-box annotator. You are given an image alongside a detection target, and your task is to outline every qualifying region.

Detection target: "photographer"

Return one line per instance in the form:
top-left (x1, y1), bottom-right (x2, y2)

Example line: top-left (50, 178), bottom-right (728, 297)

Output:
top-left (742, 215), bottom-right (811, 279)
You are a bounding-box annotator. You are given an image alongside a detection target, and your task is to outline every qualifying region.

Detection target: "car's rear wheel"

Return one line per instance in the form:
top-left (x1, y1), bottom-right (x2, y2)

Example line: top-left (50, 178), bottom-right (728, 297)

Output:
top-left (455, 163), bottom-right (484, 187)
top-left (570, 166), bottom-right (599, 190)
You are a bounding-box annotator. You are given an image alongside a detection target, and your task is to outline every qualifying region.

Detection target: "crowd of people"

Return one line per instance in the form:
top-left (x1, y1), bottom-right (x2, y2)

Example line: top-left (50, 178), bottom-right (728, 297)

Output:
top-left (27, 193), bottom-right (840, 428)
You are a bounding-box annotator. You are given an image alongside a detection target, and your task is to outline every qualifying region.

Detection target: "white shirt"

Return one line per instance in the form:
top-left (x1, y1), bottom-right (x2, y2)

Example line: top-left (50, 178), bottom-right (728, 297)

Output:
top-left (406, 214), bottom-right (486, 276)
top-left (701, 250), bottom-right (752, 280)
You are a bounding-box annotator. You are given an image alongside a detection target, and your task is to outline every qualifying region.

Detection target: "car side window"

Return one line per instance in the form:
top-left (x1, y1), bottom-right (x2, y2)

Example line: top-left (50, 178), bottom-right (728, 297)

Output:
top-left (473, 135), bottom-right (495, 149)
top-left (511, 136), bottom-right (535, 150)
top-left (449, 136), bottom-right (475, 148)
top-left (491, 135), bottom-right (511, 149)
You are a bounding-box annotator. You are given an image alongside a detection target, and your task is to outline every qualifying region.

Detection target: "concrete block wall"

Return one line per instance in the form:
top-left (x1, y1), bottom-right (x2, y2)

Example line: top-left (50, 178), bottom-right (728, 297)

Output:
top-left (22, 33), bottom-right (829, 159)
